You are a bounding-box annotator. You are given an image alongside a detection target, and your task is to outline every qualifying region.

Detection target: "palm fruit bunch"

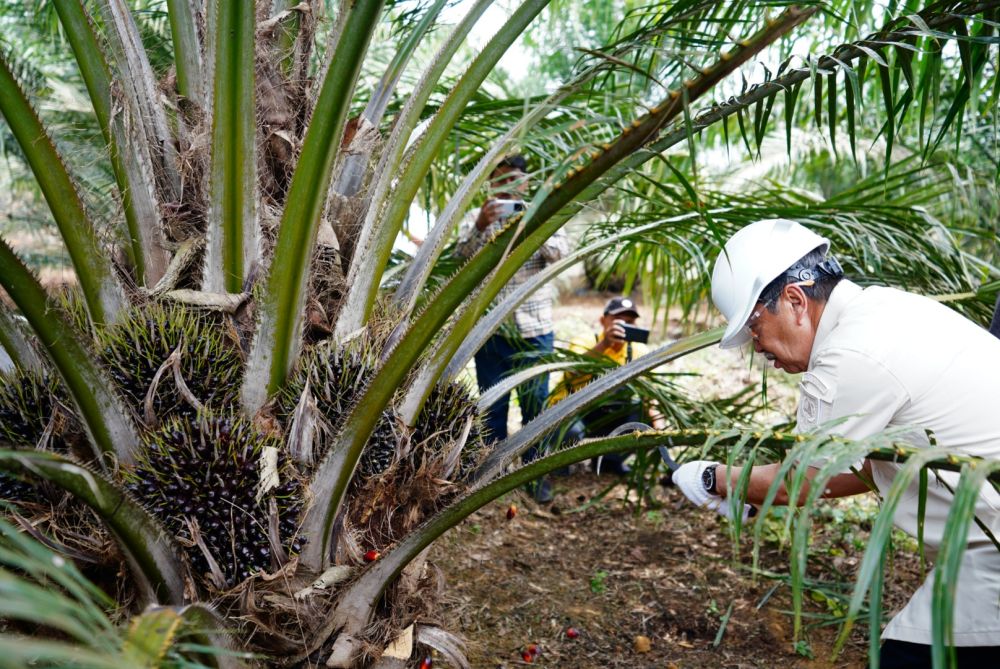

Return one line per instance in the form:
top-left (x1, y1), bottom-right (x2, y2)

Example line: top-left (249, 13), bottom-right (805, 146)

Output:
top-left (0, 473), bottom-right (38, 504)
top-left (97, 303), bottom-right (244, 421)
top-left (282, 342), bottom-right (398, 479)
top-left (0, 370), bottom-right (67, 503)
top-left (412, 380), bottom-right (486, 479)
top-left (126, 413), bottom-right (303, 587)
top-left (358, 411), bottom-right (399, 478)
top-left (0, 369), bottom-right (58, 448)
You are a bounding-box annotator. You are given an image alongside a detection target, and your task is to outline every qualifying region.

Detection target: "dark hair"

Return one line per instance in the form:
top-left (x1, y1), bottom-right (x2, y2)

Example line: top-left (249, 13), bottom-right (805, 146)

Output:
top-left (758, 246), bottom-right (843, 312)
top-left (495, 154), bottom-right (527, 173)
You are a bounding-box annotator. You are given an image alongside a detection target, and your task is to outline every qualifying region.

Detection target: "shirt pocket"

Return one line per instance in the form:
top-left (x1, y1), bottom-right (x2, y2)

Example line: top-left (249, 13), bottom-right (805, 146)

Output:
top-left (797, 371), bottom-right (836, 432)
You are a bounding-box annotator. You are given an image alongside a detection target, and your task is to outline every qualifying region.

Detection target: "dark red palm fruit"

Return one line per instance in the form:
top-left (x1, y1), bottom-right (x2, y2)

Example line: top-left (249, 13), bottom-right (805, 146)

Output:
top-left (364, 549), bottom-right (380, 562)
top-left (419, 657), bottom-right (432, 669)
top-left (521, 651), bottom-right (533, 663)
top-left (527, 643), bottom-right (540, 657)
top-left (506, 503), bottom-right (517, 520)
top-left (566, 627), bottom-right (580, 639)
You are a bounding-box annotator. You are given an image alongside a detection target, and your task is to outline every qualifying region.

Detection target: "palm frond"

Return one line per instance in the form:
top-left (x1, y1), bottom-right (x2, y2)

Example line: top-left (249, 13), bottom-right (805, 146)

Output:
top-left (582, 154), bottom-right (999, 325)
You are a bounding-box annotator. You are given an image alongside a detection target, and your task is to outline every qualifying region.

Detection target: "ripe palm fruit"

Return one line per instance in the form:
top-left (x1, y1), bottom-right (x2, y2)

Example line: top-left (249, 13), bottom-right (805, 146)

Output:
top-left (97, 303), bottom-right (243, 422)
top-left (412, 380), bottom-right (486, 479)
top-left (126, 413), bottom-right (303, 588)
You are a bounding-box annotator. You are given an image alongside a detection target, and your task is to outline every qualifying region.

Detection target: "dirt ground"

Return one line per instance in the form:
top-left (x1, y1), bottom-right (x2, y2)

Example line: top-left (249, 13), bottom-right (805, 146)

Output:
top-left (429, 473), bottom-right (922, 669)
top-left (429, 293), bottom-right (923, 668)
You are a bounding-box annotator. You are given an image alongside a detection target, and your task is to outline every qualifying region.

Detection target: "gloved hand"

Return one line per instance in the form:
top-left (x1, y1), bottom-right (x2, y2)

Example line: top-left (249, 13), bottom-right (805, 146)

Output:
top-left (673, 460), bottom-right (756, 522)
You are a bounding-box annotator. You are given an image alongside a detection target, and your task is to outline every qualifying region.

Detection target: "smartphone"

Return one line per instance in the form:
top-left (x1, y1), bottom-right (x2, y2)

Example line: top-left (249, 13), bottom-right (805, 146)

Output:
top-left (621, 323), bottom-right (649, 344)
top-left (496, 200), bottom-right (526, 218)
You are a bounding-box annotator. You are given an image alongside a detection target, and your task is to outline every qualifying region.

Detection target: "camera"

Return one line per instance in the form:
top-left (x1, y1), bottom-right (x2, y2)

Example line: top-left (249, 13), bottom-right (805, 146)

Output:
top-left (496, 199), bottom-right (526, 219)
top-left (621, 323), bottom-right (649, 344)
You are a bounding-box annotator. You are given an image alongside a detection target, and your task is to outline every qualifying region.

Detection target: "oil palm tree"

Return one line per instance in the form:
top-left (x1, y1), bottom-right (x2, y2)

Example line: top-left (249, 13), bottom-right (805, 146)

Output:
top-left (1, 0), bottom-right (998, 667)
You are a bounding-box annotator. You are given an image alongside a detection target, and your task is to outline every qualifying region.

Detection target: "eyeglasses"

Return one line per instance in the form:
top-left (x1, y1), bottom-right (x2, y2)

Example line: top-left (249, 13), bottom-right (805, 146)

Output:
top-left (744, 279), bottom-right (817, 338)
top-left (744, 298), bottom-right (775, 338)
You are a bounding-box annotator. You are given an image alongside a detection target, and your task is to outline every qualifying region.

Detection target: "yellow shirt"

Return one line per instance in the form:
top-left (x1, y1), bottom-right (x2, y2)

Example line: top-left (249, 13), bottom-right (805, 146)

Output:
top-left (549, 334), bottom-right (648, 405)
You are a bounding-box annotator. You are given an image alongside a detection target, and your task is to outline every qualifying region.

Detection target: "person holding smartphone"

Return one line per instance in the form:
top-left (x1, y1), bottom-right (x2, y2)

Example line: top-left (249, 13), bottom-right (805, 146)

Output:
top-left (456, 155), bottom-right (569, 500)
top-left (544, 297), bottom-right (665, 488)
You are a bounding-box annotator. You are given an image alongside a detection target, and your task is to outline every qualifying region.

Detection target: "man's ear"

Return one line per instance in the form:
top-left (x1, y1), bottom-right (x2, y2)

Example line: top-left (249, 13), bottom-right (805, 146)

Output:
top-left (784, 284), bottom-right (809, 323)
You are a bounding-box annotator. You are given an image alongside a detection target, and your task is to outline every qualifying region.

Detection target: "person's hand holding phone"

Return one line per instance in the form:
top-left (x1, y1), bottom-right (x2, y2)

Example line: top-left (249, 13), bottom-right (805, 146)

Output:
top-left (602, 318), bottom-right (627, 344)
top-left (475, 199), bottom-right (524, 231)
top-left (475, 199), bottom-right (506, 231)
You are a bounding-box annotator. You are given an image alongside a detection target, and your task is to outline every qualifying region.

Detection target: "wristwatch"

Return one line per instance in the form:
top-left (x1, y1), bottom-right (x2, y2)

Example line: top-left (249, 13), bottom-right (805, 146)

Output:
top-left (702, 464), bottom-right (719, 495)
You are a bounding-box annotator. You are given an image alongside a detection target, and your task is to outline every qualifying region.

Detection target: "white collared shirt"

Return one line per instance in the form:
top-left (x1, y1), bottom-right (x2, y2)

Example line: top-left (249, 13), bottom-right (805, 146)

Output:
top-left (795, 279), bottom-right (1000, 646)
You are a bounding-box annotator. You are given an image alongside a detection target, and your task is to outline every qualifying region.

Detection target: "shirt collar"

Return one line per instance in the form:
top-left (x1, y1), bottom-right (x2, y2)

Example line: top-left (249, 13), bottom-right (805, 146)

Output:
top-left (809, 279), bottom-right (862, 368)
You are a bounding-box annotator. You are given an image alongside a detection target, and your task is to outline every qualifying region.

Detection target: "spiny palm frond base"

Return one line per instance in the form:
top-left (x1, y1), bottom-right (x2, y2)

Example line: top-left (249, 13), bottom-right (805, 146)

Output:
top-left (305, 244), bottom-right (347, 342)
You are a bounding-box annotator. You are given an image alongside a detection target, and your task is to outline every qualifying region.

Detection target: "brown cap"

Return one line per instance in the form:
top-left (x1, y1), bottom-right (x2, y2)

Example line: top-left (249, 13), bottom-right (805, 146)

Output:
top-left (603, 296), bottom-right (639, 318)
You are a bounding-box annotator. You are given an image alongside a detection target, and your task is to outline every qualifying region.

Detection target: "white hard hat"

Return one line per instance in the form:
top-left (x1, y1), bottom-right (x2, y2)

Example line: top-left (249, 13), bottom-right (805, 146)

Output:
top-left (711, 219), bottom-right (829, 349)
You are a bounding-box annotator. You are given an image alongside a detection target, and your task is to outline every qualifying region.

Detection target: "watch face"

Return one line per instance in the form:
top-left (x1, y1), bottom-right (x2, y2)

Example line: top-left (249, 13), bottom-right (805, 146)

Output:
top-left (702, 465), bottom-right (716, 493)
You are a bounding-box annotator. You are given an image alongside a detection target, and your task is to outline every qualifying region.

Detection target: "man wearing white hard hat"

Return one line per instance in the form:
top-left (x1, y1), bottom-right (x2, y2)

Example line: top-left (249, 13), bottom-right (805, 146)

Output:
top-left (672, 219), bottom-right (1000, 668)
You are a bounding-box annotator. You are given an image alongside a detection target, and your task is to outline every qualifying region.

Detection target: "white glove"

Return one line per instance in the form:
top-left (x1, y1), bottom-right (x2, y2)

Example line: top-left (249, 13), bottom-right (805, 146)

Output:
top-left (673, 460), bottom-right (755, 522)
